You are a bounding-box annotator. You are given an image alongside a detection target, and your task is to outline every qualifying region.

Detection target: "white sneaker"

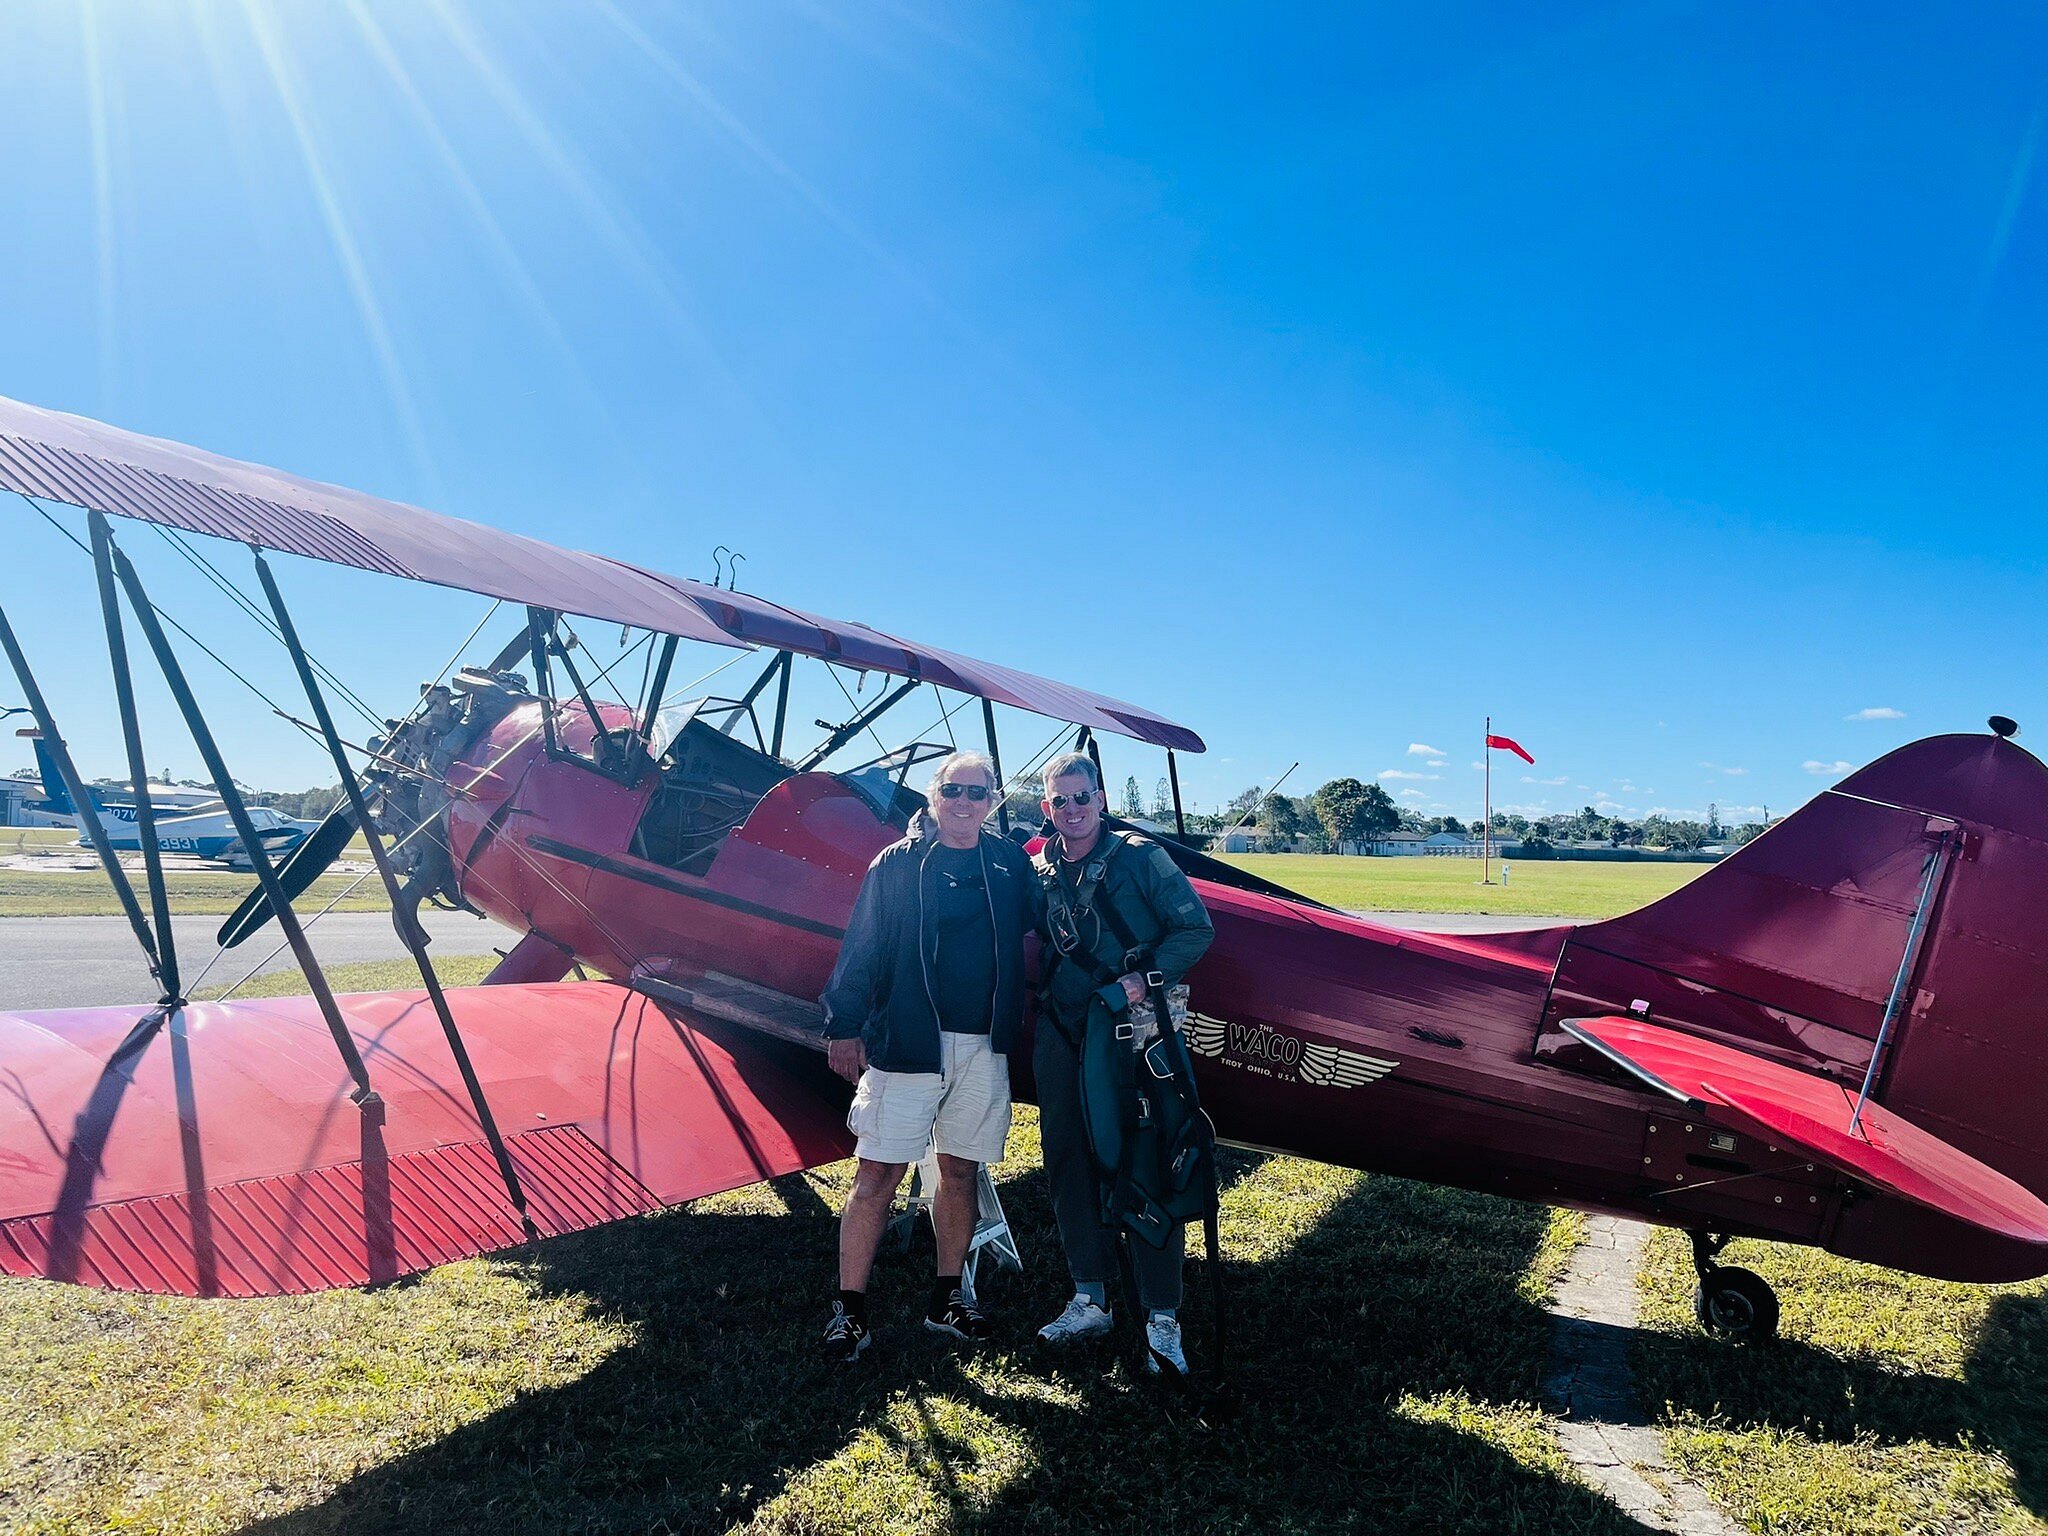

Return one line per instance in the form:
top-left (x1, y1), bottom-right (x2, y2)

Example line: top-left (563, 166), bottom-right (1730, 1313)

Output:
top-left (1037, 1293), bottom-right (1114, 1343)
top-left (1143, 1313), bottom-right (1187, 1376)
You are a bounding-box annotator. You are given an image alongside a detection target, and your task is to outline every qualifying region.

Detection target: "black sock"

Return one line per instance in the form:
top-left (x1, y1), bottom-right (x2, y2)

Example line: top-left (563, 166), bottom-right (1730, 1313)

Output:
top-left (837, 1289), bottom-right (867, 1324)
top-left (929, 1274), bottom-right (962, 1311)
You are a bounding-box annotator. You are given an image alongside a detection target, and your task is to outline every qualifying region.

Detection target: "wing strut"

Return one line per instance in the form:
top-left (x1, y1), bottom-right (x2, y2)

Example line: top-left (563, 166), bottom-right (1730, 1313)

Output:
top-left (102, 525), bottom-right (380, 1109)
top-left (253, 551), bottom-right (536, 1237)
top-left (89, 514), bottom-right (182, 1003)
top-left (0, 606), bottom-right (172, 997)
top-left (982, 697), bottom-right (1008, 835)
top-left (797, 676), bottom-right (921, 771)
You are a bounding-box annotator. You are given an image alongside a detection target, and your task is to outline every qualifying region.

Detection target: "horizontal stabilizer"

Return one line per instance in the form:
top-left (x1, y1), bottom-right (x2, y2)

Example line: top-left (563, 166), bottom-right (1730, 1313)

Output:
top-left (1563, 1016), bottom-right (2048, 1247)
top-left (0, 982), bottom-right (853, 1297)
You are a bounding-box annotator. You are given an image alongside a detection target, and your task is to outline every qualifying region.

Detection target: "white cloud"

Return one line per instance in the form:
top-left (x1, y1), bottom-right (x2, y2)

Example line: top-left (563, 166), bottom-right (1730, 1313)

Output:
top-left (1426, 759), bottom-right (1446, 769)
top-left (1803, 759), bottom-right (1854, 776)
top-left (1470, 761), bottom-right (1485, 771)
top-left (1522, 774), bottom-right (1568, 786)
top-left (1699, 762), bottom-right (1749, 776)
top-left (1407, 743), bottom-right (1445, 757)
top-left (1381, 769), bottom-right (1440, 781)
top-left (1398, 788), bottom-right (1428, 800)
top-left (1848, 707), bottom-right (1905, 721)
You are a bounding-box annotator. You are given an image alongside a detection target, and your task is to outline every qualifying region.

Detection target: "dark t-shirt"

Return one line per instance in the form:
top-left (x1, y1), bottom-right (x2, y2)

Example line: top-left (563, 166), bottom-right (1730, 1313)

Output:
top-left (929, 842), bottom-right (996, 1034)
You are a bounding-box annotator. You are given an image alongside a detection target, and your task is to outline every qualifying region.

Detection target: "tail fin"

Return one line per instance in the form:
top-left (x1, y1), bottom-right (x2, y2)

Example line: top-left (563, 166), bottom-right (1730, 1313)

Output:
top-left (27, 734), bottom-right (76, 815)
top-left (1543, 732), bottom-right (2048, 1201)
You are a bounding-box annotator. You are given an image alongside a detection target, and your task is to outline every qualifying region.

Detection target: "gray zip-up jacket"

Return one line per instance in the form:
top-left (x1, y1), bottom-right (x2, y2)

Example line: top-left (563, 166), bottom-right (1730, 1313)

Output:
top-left (820, 817), bottom-right (1042, 1072)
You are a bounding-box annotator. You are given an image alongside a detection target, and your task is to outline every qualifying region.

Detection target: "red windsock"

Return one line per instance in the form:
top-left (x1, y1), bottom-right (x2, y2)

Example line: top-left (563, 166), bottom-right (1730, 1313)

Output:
top-left (1486, 733), bottom-right (1534, 765)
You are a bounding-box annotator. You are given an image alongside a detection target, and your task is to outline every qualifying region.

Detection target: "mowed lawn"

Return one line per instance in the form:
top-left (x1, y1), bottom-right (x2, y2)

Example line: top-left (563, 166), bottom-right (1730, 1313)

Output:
top-left (0, 849), bottom-right (1693, 921)
top-left (1218, 852), bottom-right (1705, 918)
top-left (0, 869), bottom-right (387, 919)
top-left (1633, 1233), bottom-right (2048, 1536)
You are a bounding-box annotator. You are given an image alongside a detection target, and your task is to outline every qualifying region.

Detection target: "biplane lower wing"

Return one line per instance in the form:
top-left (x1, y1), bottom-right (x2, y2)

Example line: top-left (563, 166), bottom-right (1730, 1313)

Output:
top-left (1563, 1015), bottom-right (2048, 1247)
top-left (0, 982), bottom-right (852, 1298)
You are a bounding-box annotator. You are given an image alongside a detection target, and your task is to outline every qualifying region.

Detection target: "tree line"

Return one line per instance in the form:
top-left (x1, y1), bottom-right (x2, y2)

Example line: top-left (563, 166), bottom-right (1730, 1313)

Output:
top-left (1008, 772), bottom-right (1760, 854)
top-left (1252, 780), bottom-right (1765, 855)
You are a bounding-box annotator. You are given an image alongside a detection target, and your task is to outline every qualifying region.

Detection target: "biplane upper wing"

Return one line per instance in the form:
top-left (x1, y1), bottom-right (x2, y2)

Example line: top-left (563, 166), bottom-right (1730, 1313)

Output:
top-left (0, 394), bottom-right (1202, 751)
top-left (1563, 1015), bottom-right (2048, 1246)
top-left (0, 982), bottom-right (852, 1298)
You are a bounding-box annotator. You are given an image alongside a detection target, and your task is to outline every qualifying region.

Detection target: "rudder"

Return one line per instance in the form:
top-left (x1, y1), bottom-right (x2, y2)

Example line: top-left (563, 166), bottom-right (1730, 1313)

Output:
top-left (1540, 732), bottom-right (2048, 1201)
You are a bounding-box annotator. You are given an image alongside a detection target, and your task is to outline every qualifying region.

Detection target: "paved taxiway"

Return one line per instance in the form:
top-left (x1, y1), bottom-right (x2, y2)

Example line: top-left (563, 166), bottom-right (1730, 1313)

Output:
top-left (0, 909), bottom-right (518, 1012)
top-left (0, 908), bottom-right (1556, 1012)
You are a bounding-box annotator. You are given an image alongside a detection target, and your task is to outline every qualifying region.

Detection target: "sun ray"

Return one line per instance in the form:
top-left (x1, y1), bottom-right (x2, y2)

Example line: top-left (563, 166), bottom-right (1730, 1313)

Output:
top-left (78, 0), bottom-right (117, 407)
top-left (232, 0), bottom-right (440, 494)
top-left (589, 0), bottom-right (941, 309)
top-left (335, 0), bottom-right (616, 436)
top-left (419, 0), bottom-right (754, 413)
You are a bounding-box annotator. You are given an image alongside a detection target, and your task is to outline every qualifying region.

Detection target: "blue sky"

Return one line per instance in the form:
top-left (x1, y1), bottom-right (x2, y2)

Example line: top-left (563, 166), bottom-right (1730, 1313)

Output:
top-left (0, 2), bottom-right (2041, 824)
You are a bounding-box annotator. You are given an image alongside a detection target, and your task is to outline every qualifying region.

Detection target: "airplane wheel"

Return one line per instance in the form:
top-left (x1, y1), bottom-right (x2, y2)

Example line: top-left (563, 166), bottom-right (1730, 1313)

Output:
top-left (1694, 1266), bottom-right (1779, 1343)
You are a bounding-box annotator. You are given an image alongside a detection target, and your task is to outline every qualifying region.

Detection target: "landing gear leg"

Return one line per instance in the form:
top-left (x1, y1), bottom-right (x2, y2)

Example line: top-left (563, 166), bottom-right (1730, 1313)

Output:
top-left (1688, 1231), bottom-right (1779, 1343)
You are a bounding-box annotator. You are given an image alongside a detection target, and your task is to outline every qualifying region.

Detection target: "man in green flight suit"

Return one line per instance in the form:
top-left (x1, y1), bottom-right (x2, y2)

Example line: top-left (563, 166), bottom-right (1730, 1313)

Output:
top-left (1030, 750), bottom-right (1214, 1373)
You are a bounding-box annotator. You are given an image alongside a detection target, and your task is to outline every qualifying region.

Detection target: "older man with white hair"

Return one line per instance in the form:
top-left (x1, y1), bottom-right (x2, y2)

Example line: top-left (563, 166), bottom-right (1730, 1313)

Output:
top-left (817, 750), bottom-right (1040, 1362)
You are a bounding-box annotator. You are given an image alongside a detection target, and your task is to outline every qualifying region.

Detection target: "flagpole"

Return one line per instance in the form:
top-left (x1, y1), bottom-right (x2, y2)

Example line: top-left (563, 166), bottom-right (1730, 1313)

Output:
top-left (1482, 714), bottom-right (1492, 884)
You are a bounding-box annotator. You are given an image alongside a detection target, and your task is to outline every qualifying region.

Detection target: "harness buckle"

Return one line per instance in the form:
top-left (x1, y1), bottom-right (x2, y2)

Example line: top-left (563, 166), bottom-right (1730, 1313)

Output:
top-left (1114, 1021), bottom-right (1137, 1041)
top-left (1144, 969), bottom-right (1165, 990)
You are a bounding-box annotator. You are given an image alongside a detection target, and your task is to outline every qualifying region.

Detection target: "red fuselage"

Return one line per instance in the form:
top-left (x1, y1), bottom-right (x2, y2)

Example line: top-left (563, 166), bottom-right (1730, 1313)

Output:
top-left (446, 702), bottom-right (2048, 1284)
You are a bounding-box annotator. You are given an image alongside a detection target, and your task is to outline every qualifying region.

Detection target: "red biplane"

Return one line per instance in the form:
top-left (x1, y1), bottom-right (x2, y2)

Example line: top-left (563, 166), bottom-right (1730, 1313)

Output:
top-left (3, 393), bottom-right (2046, 1343)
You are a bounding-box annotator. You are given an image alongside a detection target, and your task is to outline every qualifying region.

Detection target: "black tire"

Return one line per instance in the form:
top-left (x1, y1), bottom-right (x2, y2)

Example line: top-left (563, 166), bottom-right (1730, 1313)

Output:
top-left (1694, 1265), bottom-right (1780, 1342)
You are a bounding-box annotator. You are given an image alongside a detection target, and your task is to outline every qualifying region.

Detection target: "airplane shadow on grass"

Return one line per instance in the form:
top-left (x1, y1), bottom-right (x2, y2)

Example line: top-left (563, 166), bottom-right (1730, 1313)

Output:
top-left (239, 1151), bottom-right (1659, 1536)
top-left (1625, 1282), bottom-right (2048, 1523)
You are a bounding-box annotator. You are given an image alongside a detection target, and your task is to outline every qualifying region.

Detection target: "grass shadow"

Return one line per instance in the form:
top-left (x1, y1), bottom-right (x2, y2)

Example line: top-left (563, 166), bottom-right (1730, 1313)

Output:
top-left (233, 1151), bottom-right (1656, 1535)
top-left (1630, 1268), bottom-right (2048, 1524)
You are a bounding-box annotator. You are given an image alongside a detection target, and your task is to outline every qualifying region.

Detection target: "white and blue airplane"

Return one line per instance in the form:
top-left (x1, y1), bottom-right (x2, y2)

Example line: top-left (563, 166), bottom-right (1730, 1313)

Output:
top-left (22, 731), bottom-right (316, 868)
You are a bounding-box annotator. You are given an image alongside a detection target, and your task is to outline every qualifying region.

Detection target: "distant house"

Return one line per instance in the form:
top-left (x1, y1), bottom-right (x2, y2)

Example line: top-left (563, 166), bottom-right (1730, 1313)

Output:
top-left (1359, 831), bottom-right (1428, 856)
top-left (1214, 828), bottom-right (1315, 854)
top-left (0, 775), bottom-right (64, 828)
top-left (1418, 831), bottom-right (1524, 858)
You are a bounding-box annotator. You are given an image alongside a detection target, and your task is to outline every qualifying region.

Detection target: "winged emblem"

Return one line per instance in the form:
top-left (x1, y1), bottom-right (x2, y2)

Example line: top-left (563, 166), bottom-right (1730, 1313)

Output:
top-left (1298, 1041), bottom-right (1399, 1089)
top-left (1186, 1012), bottom-right (1229, 1058)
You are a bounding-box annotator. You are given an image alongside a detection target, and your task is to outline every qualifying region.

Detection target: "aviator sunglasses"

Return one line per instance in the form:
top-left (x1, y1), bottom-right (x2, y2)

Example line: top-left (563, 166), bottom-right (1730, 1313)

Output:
top-left (937, 782), bottom-right (994, 801)
top-left (1046, 789), bottom-right (1098, 809)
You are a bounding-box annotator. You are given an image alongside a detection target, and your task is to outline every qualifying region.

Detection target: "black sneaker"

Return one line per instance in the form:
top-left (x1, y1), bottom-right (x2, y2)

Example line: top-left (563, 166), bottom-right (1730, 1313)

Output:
top-left (822, 1302), bottom-right (871, 1362)
top-left (924, 1289), bottom-right (992, 1341)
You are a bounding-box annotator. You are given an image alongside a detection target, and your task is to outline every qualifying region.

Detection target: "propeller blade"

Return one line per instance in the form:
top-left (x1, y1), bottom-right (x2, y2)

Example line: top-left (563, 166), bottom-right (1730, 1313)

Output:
top-left (215, 801), bottom-right (361, 949)
top-left (486, 618), bottom-right (539, 675)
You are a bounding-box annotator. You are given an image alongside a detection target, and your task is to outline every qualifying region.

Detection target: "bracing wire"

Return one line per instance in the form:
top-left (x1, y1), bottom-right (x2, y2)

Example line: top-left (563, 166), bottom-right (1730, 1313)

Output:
top-left (152, 525), bottom-right (384, 729)
top-left (825, 662), bottom-right (894, 761)
top-left (23, 497), bottom-right (304, 724)
top-left (204, 632), bottom-right (725, 998)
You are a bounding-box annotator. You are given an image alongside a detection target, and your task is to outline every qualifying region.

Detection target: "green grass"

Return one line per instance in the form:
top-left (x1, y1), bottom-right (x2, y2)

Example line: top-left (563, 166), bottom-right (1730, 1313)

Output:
top-left (200, 952), bottom-right (497, 1000)
top-left (0, 847), bottom-right (1696, 921)
top-left (1217, 853), bottom-right (1705, 918)
top-left (1633, 1232), bottom-right (2048, 1535)
top-left (0, 869), bottom-right (388, 919)
top-left (0, 827), bottom-right (80, 851)
top-left (0, 1118), bottom-right (1621, 1536)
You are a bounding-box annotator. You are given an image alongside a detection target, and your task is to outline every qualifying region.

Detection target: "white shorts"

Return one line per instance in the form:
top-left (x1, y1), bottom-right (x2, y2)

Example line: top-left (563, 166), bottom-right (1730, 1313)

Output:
top-left (847, 1032), bottom-right (1013, 1166)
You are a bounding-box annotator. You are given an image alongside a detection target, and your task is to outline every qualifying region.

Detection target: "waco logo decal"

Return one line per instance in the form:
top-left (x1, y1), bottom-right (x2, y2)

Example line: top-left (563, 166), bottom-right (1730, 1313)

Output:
top-left (1185, 1013), bottom-right (1397, 1088)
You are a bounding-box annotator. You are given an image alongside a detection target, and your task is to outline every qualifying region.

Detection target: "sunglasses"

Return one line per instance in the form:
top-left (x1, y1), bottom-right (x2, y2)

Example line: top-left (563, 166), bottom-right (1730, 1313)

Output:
top-left (1047, 790), bottom-right (1098, 810)
top-left (937, 782), bottom-right (993, 801)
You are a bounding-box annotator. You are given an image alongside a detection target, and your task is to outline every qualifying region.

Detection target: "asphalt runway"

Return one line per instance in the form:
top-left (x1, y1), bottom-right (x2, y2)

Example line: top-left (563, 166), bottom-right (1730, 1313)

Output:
top-left (0, 909), bottom-right (519, 1012)
top-left (0, 908), bottom-right (1557, 1012)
